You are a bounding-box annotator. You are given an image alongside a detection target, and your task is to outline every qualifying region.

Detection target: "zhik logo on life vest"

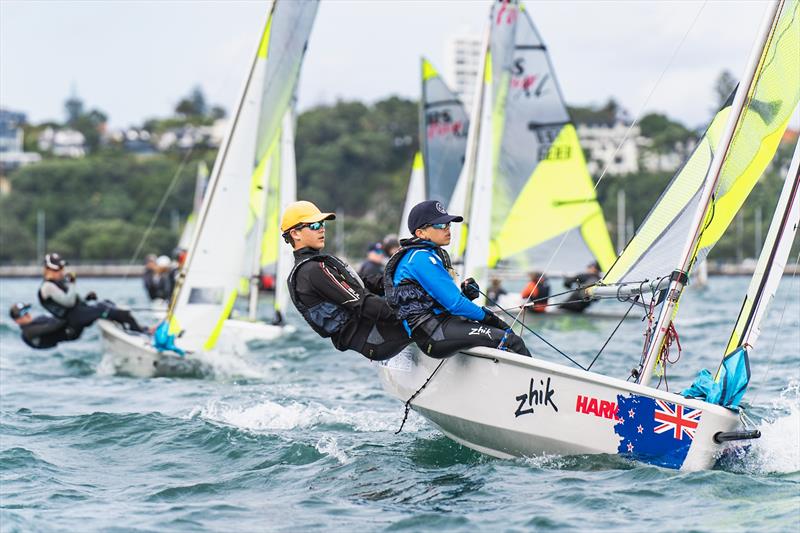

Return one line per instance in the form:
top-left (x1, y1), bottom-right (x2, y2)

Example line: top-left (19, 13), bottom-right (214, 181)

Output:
top-left (575, 394), bottom-right (622, 421)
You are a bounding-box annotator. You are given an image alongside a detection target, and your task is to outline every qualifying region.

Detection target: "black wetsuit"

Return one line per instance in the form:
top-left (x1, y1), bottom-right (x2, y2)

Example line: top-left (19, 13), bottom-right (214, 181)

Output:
top-left (143, 271), bottom-right (174, 301)
top-left (38, 279), bottom-right (144, 332)
top-left (384, 238), bottom-right (529, 358)
top-left (357, 259), bottom-right (383, 280)
top-left (19, 316), bottom-right (83, 349)
top-left (560, 272), bottom-right (601, 313)
top-left (288, 247), bottom-right (410, 360)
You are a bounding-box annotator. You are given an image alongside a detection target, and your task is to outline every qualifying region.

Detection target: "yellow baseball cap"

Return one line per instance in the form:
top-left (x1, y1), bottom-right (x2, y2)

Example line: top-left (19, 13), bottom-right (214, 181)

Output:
top-left (280, 201), bottom-right (336, 232)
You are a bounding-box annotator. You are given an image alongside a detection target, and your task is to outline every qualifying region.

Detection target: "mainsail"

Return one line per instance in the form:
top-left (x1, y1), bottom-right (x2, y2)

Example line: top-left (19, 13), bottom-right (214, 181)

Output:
top-left (603, 0), bottom-right (800, 287)
top-left (399, 59), bottom-right (469, 236)
top-left (460, 0), bottom-right (616, 285)
top-left (168, 0), bottom-right (318, 352)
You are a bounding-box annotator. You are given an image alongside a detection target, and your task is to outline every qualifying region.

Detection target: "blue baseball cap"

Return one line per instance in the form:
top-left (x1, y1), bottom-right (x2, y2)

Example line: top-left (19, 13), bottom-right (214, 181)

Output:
top-left (407, 200), bottom-right (463, 235)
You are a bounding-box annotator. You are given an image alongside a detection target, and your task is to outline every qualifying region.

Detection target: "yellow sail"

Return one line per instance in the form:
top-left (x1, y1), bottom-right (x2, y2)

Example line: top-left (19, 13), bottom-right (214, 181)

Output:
top-left (604, 0), bottom-right (799, 286)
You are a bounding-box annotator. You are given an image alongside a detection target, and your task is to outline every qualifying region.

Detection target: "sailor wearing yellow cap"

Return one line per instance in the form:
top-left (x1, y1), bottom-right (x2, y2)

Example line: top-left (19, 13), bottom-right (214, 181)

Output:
top-left (282, 201), bottom-right (410, 360)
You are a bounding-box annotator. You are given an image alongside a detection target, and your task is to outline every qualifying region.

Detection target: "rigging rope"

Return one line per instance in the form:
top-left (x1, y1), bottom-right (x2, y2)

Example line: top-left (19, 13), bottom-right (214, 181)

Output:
top-left (395, 359), bottom-right (447, 434)
top-left (123, 148), bottom-right (196, 279)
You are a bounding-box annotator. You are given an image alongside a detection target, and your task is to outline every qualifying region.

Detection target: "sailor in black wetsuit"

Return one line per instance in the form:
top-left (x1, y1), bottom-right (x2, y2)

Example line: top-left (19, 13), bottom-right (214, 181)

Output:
top-left (282, 201), bottom-right (410, 360)
top-left (560, 261), bottom-right (602, 313)
top-left (384, 200), bottom-right (530, 358)
top-left (9, 302), bottom-right (83, 349)
top-left (38, 253), bottom-right (145, 332)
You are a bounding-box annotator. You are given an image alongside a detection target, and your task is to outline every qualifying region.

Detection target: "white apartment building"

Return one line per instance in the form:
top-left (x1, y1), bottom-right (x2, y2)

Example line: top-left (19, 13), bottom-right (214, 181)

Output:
top-left (576, 119), bottom-right (640, 176)
top-left (444, 32), bottom-right (483, 113)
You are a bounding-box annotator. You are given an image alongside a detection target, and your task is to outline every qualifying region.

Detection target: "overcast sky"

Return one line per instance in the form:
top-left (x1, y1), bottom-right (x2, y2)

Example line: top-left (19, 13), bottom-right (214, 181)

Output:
top-left (2, 0), bottom-right (792, 131)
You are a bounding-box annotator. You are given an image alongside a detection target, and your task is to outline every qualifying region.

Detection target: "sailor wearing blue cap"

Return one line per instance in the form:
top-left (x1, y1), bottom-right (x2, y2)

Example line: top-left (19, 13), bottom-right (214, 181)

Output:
top-left (383, 201), bottom-right (530, 358)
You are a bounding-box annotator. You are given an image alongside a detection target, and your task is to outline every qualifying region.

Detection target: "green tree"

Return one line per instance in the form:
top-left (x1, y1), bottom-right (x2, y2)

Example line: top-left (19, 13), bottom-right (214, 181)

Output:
top-left (638, 113), bottom-right (693, 155)
top-left (714, 70), bottom-right (737, 110)
top-left (175, 86), bottom-right (207, 117)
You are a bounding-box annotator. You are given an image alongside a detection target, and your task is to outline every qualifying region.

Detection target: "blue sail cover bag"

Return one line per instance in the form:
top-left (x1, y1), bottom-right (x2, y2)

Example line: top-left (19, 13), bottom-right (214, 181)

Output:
top-left (682, 346), bottom-right (750, 409)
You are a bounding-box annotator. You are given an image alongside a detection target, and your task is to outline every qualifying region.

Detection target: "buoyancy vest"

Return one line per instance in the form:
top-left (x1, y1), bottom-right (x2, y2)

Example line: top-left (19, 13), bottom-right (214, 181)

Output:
top-left (383, 238), bottom-right (454, 327)
top-left (38, 279), bottom-right (73, 319)
top-left (287, 252), bottom-right (363, 339)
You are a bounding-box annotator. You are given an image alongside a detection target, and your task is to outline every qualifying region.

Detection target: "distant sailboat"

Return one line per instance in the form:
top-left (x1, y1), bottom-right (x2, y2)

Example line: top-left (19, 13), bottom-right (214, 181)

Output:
top-left (398, 58), bottom-right (469, 237)
top-left (378, 0), bottom-right (799, 470)
top-left (177, 160), bottom-right (209, 253)
top-left (451, 2), bottom-right (616, 290)
top-left (99, 0), bottom-right (319, 377)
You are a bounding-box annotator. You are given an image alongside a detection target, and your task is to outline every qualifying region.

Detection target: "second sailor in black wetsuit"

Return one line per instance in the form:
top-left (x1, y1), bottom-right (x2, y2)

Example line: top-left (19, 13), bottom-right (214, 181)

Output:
top-left (282, 201), bottom-right (411, 360)
top-left (38, 253), bottom-right (145, 332)
top-left (560, 262), bottom-right (602, 313)
top-left (9, 302), bottom-right (84, 349)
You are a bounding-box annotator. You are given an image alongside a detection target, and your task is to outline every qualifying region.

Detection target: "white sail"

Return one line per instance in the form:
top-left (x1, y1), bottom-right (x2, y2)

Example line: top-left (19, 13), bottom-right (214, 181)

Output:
top-left (178, 161), bottom-right (209, 251)
top-left (398, 152), bottom-right (426, 237)
top-left (275, 110), bottom-right (297, 318)
top-left (169, 0), bottom-right (318, 352)
top-left (724, 139), bottom-right (800, 355)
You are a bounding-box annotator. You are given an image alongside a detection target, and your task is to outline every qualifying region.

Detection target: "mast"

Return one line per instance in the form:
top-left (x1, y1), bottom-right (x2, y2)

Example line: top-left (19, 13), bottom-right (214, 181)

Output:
top-left (419, 56), bottom-right (428, 191)
top-left (637, 0), bottom-right (784, 386)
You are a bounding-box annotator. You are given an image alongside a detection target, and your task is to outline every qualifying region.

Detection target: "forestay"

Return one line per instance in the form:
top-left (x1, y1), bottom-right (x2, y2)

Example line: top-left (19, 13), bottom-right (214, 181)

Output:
top-left (603, 0), bottom-right (800, 287)
top-left (169, 0), bottom-right (318, 352)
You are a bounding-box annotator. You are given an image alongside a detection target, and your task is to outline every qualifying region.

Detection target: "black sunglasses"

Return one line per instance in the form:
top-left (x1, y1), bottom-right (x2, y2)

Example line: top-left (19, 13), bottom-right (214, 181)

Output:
top-left (296, 221), bottom-right (325, 231)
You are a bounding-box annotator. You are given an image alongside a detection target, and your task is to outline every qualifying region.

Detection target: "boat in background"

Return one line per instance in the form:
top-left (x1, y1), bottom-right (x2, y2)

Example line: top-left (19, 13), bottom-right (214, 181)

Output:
top-left (398, 58), bottom-right (470, 237)
top-left (378, 0), bottom-right (799, 470)
top-left (449, 2), bottom-right (616, 294)
top-left (100, 0), bottom-right (319, 377)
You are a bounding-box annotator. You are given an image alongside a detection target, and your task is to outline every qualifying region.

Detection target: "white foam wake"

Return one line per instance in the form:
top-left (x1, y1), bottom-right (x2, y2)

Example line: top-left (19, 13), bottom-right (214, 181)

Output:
top-left (746, 381), bottom-right (800, 474)
top-left (193, 398), bottom-right (425, 433)
top-left (727, 380), bottom-right (800, 475)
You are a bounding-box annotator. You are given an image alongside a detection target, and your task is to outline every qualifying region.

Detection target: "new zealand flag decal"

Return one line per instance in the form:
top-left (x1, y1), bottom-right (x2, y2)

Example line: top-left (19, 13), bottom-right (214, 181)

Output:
top-left (613, 394), bottom-right (702, 469)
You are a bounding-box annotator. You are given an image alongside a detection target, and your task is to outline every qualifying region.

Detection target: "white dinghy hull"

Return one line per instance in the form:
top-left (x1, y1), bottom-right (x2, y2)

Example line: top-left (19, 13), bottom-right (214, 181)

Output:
top-left (98, 320), bottom-right (209, 378)
top-left (378, 347), bottom-right (739, 470)
top-left (98, 318), bottom-right (293, 378)
top-left (222, 318), bottom-right (296, 345)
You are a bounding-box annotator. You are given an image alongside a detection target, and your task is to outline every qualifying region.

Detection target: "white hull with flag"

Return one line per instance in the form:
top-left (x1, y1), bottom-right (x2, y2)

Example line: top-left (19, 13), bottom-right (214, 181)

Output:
top-left (378, 0), bottom-right (798, 470)
top-left (378, 347), bottom-right (739, 470)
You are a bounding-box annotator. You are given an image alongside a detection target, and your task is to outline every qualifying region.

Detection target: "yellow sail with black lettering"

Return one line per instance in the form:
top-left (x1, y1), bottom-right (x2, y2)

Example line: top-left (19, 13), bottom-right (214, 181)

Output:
top-left (488, 4), bottom-right (615, 273)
